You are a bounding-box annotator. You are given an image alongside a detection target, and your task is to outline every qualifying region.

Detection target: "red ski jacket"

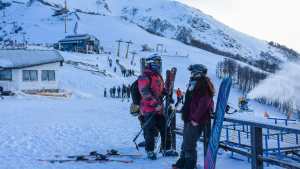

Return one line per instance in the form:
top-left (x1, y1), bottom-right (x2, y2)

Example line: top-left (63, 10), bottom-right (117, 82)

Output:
top-left (138, 69), bottom-right (164, 116)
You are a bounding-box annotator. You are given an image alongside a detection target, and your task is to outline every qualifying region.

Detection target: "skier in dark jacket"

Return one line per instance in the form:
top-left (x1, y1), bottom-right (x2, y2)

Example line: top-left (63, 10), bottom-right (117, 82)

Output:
top-left (122, 85), bottom-right (126, 99)
top-left (117, 86), bottom-right (121, 98)
top-left (127, 85), bottom-right (131, 100)
top-left (104, 88), bottom-right (107, 97)
top-left (173, 64), bottom-right (215, 169)
top-left (112, 86), bottom-right (116, 98)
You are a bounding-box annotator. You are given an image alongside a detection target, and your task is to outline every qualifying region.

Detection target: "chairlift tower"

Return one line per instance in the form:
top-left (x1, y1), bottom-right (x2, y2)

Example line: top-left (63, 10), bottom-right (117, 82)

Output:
top-left (125, 40), bottom-right (133, 59)
top-left (116, 39), bottom-right (123, 57)
top-left (130, 51), bottom-right (137, 65)
top-left (64, 0), bottom-right (68, 33)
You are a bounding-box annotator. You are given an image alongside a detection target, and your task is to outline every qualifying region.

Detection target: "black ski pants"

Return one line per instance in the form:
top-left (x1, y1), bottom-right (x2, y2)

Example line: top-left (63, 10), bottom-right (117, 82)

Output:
top-left (177, 122), bottom-right (205, 169)
top-left (143, 113), bottom-right (171, 152)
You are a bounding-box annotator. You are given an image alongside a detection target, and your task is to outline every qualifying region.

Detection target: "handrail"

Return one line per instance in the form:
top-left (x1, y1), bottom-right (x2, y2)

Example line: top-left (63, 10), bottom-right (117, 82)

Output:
top-left (224, 117), bottom-right (300, 134)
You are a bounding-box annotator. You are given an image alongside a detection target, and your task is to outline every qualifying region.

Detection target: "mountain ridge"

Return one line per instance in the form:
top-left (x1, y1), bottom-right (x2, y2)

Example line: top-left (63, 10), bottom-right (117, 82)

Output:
top-left (0, 0), bottom-right (299, 72)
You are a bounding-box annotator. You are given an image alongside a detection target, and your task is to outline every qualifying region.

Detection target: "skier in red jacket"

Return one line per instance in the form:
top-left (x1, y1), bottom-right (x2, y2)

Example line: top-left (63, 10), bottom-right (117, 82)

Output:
top-left (138, 54), bottom-right (171, 160)
top-left (173, 64), bottom-right (215, 169)
top-left (175, 88), bottom-right (184, 107)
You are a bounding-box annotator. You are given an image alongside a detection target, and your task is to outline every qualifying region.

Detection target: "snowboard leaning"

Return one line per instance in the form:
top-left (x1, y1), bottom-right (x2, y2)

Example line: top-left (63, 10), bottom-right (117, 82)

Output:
top-left (204, 77), bottom-right (232, 169)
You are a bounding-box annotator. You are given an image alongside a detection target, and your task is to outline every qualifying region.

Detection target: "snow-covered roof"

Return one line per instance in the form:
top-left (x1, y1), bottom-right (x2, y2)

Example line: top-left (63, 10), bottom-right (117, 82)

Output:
top-left (59, 34), bottom-right (98, 43)
top-left (0, 49), bottom-right (64, 69)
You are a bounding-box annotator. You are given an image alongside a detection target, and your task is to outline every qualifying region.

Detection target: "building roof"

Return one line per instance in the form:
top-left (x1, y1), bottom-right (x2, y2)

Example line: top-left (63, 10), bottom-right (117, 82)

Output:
top-left (58, 34), bottom-right (98, 43)
top-left (0, 49), bottom-right (64, 69)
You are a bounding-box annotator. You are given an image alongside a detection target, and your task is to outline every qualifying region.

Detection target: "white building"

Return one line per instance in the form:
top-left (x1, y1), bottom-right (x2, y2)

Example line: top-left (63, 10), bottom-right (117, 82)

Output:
top-left (0, 49), bottom-right (64, 92)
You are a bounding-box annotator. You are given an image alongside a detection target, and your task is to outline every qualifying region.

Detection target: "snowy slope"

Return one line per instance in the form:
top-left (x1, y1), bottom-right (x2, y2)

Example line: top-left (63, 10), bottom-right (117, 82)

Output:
top-left (0, 45), bottom-right (287, 169)
top-left (0, 0), bottom-right (298, 68)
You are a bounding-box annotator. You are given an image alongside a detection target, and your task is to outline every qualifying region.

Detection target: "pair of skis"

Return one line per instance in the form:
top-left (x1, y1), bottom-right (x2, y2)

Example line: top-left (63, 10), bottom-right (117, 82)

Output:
top-left (38, 149), bottom-right (141, 164)
top-left (163, 67), bottom-right (177, 156)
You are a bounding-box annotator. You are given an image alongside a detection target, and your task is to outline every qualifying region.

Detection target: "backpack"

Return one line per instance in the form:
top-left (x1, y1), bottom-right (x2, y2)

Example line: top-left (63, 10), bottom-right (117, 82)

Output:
top-left (130, 76), bottom-right (152, 116)
top-left (130, 80), bottom-right (141, 105)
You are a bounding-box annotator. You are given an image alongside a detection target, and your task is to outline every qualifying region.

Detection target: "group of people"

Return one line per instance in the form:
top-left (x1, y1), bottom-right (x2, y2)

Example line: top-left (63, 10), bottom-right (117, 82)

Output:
top-left (104, 84), bottom-right (131, 100)
top-left (133, 53), bottom-right (215, 169)
top-left (107, 57), bottom-right (135, 77)
top-left (121, 69), bottom-right (135, 77)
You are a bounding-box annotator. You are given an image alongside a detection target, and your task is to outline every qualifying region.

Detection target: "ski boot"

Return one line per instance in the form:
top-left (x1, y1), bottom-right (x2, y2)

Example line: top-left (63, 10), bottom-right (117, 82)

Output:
top-left (147, 151), bottom-right (157, 160)
top-left (172, 157), bottom-right (185, 169)
top-left (183, 158), bottom-right (196, 169)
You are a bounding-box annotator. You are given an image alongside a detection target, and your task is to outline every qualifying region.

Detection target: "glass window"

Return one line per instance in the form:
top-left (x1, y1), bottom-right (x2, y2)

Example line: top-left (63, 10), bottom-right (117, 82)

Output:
top-left (42, 70), bottom-right (55, 81)
top-left (0, 69), bottom-right (12, 81)
top-left (23, 70), bottom-right (38, 81)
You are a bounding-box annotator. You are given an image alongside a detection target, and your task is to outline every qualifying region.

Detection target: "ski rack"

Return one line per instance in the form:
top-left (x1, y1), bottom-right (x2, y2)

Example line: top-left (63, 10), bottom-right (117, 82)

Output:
top-left (176, 116), bottom-right (300, 169)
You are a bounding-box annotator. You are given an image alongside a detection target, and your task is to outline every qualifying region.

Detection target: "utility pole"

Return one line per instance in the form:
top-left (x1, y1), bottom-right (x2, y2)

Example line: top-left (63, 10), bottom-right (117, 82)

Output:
top-left (116, 39), bottom-right (123, 57)
top-left (130, 51), bottom-right (137, 65)
top-left (125, 40), bottom-right (133, 59)
top-left (64, 0), bottom-right (68, 33)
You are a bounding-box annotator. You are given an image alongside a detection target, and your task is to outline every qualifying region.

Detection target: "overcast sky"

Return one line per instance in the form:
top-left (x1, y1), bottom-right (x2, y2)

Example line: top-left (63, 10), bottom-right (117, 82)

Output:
top-left (176, 0), bottom-right (300, 52)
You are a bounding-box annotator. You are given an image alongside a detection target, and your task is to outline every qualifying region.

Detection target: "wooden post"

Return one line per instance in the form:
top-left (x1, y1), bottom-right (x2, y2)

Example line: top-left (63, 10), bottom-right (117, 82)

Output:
top-left (251, 126), bottom-right (263, 169)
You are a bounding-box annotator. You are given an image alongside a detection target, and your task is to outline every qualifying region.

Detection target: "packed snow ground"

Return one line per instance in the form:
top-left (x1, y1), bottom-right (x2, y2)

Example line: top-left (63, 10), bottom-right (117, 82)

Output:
top-left (0, 42), bottom-right (288, 169)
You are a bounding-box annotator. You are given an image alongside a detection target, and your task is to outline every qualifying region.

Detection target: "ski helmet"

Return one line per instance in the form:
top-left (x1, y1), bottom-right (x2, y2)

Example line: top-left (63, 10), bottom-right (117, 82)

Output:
top-left (145, 53), bottom-right (161, 72)
top-left (188, 64), bottom-right (208, 77)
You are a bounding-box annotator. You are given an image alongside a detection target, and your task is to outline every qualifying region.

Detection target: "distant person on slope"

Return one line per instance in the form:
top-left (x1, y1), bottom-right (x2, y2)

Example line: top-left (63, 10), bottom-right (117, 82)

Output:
top-left (126, 85), bottom-right (131, 101)
top-left (175, 88), bottom-right (184, 107)
top-left (138, 54), bottom-right (168, 160)
top-left (117, 86), bottom-right (121, 98)
top-left (104, 88), bottom-right (107, 98)
top-left (173, 64), bottom-right (215, 169)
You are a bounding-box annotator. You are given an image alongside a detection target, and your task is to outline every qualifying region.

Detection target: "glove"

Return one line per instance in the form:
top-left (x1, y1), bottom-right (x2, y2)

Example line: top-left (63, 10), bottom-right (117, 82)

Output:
top-left (154, 105), bottom-right (162, 111)
top-left (130, 103), bottom-right (140, 116)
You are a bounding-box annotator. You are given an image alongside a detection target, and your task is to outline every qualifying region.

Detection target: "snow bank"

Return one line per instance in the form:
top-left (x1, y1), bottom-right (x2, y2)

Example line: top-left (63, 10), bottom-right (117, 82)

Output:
top-left (248, 61), bottom-right (300, 109)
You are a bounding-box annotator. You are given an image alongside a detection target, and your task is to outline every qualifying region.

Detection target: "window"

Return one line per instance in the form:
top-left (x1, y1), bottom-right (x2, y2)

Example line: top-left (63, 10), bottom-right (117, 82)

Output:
top-left (23, 70), bottom-right (38, 81)
top-left (42, 70), bottom-right (55, 81)
top-left (0, 69), bottom-right (12, 81)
